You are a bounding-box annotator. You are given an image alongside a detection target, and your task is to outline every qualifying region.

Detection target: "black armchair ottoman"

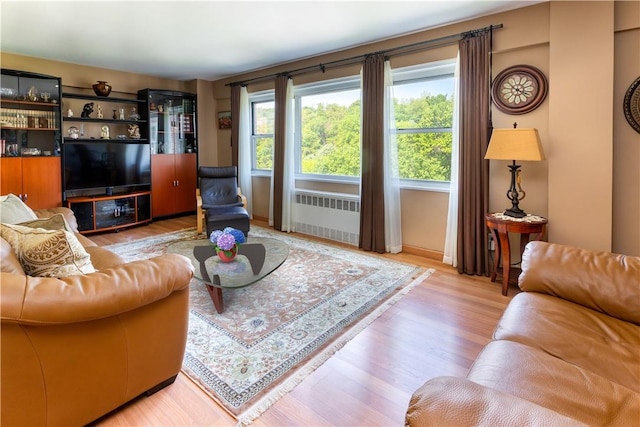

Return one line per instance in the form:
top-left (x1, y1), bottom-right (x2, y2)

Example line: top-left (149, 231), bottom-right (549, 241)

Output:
top-left (205, 205), bottom-right (250, 237)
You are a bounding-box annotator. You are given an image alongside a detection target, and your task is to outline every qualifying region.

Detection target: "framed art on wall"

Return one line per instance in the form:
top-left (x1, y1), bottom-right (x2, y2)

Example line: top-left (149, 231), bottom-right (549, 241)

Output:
top-left (218, 111), bottom-right (231, 129)
top-left (623, 76), bottom-right (640, 134)
top-left (492, 65), bottom-right (548, 115)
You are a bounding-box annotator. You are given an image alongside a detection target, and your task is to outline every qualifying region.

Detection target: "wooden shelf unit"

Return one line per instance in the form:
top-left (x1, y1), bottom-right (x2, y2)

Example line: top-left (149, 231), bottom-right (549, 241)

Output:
top-left (138, 89), bottom-right (198, 218)
top-left (67, 191), bottom-right (152, 234)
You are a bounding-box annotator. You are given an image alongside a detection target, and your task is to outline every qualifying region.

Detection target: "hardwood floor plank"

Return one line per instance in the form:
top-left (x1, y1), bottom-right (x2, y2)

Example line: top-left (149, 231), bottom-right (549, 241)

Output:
top-left (90, 215), bottom-right (513, 426)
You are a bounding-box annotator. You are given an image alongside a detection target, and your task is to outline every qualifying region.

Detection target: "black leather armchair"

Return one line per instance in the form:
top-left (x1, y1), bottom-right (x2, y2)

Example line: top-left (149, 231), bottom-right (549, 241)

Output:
top-left (196, 166), bottom-right (250, 237)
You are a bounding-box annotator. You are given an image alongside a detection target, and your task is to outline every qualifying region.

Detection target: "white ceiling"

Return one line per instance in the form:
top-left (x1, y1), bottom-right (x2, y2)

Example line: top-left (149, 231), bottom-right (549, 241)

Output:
top-left (1, 1), bottom-right (544, 81)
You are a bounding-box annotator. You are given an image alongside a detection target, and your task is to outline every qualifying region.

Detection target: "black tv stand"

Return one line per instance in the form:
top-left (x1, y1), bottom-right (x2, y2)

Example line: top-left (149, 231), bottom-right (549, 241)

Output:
top-left (67, 190), bottom-right (151, 234)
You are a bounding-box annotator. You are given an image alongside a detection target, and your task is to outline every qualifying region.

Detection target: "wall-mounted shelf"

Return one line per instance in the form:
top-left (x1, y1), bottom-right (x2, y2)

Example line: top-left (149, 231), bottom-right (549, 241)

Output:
top-left (64, 138), bottom-right (148, 143)
top-left (62, 91), bottom-right (147, 142)
top-left (1, 126), bottom-right (60, 131)
top-left (62, 93), bottom-right (143, 104)
top-left (64, 117), bottom-right (146, 125)
top-left (1, 99), bottom-right (60, 108)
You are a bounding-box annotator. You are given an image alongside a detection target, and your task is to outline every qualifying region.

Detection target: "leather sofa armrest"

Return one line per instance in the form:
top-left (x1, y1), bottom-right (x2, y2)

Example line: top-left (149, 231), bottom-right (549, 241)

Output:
top-left (406, 376), bottom-right (585, 427)
top-left (34, 207), bottom-right (79, 233)
top-left (1, 254), bottom-right (194, 324)
top-left (520, 241), bottom-right (640, 324)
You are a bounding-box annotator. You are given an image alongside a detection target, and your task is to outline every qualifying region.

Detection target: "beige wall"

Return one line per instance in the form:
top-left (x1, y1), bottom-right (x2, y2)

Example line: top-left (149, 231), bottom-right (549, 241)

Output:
top-left (549, 1), bottom-right (615, 251)
top-left (195, 79), bottom-right (218, 166)
top-left (613, 1), bottom-right (640, 256)
top-left (0, 51), bottom-right (217, 162)
top-left (206, 1), bottom-right (639, 257)
top-left (215, 98), bottom-right (232, 163)
top-left (1, 53), bottom-right (189, 95)
top-left (3, 1), bottom-right (638, 256)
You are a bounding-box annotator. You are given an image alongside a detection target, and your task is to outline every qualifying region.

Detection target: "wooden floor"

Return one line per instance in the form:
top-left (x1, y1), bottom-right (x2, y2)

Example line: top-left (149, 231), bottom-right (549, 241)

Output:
top-left (92, 215), bottom-right (516, 427)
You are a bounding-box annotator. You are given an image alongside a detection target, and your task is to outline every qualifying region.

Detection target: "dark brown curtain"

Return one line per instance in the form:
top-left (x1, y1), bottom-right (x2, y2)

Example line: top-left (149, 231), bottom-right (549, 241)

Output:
top-left (456, 32), bottom-right (491, 275)
top-left (230, 85), bottom-right (241, 167)
top-left (359, 54), bottom-right (386, 253)
top-left (271, 75), bottom-right (288, 231)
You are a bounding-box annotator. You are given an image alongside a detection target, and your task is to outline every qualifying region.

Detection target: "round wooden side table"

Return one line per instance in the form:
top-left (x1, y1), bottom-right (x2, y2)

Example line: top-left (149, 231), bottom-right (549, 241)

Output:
top-left (485, 213), bottom-right (548, 296)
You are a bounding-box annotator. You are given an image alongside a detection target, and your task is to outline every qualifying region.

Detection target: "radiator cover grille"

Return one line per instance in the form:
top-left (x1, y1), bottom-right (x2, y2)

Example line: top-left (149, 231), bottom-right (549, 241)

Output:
top-left (294, 191), bottom-right (360, 246)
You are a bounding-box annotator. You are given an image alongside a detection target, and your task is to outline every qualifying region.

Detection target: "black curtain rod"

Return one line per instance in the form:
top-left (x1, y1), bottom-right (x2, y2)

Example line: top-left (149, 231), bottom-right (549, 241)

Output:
top-left (226, 24), bottom-right (502, 87)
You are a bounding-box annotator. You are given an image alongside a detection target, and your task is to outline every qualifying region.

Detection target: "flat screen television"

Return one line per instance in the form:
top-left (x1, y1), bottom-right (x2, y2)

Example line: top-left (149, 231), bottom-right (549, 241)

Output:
top-left (63, 142), bottom-right (151, 192)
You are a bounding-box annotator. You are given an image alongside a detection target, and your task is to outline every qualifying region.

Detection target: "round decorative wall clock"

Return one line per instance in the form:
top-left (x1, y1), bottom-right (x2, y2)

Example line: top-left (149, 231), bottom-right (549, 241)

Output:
top-left (492, 65), bottom-right (548, 115)
top-left (623, 76), bottom-right (640, 134)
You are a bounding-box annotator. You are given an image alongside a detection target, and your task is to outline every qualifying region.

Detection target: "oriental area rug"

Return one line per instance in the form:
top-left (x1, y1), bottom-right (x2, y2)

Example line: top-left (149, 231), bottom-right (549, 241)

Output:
top-left (105, 226), bottom-right (432, 425)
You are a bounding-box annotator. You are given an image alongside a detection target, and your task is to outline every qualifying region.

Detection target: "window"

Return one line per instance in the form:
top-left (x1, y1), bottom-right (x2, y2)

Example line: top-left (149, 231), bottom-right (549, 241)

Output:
top-left (248, 61), bottom-right (455, 190)
top-left (250, 96), bottom-right (274, 171)
top-left (392, 60), bottom-right (456, 190)
top-left (295, 78), bottom-right (361, 180)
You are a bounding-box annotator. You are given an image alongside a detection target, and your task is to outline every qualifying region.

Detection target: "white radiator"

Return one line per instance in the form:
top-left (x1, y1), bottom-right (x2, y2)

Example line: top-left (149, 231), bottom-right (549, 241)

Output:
top-left (294, 190), bottom-right (360, 246)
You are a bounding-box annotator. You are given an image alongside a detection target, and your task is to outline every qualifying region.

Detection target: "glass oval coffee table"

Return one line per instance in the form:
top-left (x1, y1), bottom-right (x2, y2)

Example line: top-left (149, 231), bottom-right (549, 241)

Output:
top-left (167, 237), bottom-right (289, 313)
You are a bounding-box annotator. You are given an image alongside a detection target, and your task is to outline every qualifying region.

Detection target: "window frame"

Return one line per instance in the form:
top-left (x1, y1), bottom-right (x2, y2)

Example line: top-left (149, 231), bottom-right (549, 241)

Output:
top-left (391, 59), bottom-right (457, 193)
top-left (247, 59), bottom-right (457, 193)
top-left (248, 90), bottom-right (275, 176)
top-left (293, 76), bottom-right (362, 184)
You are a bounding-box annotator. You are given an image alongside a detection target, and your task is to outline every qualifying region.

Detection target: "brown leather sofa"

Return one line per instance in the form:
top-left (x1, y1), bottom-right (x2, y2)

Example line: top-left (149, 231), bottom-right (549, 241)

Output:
top-left (1, 207), bottom-right (194, 426)
top-left (406, 241), bottom-right (640, 426)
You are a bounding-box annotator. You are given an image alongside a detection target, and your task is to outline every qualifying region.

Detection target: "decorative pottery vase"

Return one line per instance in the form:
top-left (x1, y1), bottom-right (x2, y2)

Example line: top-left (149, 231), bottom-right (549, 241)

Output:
top-left (216, 245), bottom-right (238, 263)
top-left (92, 81), bottom-right (112, 97)
top-left (68, 126), bottom-right (79, 139)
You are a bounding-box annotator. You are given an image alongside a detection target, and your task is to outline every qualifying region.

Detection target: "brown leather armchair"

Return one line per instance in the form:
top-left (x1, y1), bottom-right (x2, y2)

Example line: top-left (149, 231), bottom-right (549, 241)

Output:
top-left (1, 207), bottom-right (194, 426)
top-left (406, 241), bottom-right (640, 426)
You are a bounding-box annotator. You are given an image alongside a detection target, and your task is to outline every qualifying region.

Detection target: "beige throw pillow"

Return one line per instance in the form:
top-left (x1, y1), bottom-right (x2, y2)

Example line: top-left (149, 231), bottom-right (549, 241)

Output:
top-left (18, 214), bottom-right (72, 232)
top-left (0, 223), bottom-right (96, 277)
top-left (0, 194), bottom-right (38, 224)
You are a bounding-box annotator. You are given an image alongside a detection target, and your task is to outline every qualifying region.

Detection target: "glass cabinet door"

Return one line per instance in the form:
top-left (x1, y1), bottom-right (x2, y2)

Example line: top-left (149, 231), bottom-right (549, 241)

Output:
top-left (1, 69), bottom-right (62, 157)
top-left (140, 90), bottom-right (196, 155)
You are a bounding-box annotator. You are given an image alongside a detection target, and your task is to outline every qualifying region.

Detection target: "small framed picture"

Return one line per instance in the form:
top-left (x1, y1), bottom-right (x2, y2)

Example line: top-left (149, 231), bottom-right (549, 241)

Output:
top-left (218, 111), bottom-right (231, 129)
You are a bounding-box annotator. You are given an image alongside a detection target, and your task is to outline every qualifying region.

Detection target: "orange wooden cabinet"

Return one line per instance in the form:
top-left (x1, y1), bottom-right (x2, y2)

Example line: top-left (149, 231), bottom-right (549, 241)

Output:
top-left (138, 89), bottom-right (197, 219)
top-left (1, 156), bottom-right (62, 209)
top-left (151, 153), bottom-right (197, 218)
top-left (1, 69), bottom-right (63, 209)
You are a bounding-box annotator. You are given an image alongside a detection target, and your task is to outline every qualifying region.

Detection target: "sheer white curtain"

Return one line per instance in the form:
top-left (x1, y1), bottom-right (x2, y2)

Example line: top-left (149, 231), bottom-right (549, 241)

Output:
top-left (238, 86), bottom-right (253, 218)
top-left (443, 53), bottom-right (461, 266)
top-left (383, 60), bottom-right (402, 253)
top-left (281, 78), bottom-right (296, 232)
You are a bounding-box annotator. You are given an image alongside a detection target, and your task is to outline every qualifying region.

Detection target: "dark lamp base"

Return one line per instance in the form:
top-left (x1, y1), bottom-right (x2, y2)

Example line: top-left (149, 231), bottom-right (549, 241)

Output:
top-left (503, 207), bottom-right (527, 218)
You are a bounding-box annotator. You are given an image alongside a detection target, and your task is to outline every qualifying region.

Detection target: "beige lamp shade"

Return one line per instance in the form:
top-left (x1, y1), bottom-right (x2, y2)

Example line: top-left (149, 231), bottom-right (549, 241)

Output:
top-left (485, 128), bottom-right (545, 161)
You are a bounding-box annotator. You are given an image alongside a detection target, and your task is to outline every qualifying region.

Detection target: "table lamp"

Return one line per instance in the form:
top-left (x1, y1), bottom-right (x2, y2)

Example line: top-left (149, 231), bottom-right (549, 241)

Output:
top-left (484, 123), bottom-right (545, 218)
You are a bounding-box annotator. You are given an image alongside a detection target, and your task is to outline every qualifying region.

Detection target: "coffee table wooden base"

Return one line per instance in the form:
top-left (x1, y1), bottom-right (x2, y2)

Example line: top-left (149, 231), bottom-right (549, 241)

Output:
top-left (205, 282), bottom-right (224, 313)
top-left (195, 244), bottom-right (267, 314)
top-left (167, 237), bottom-right (288, 315)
